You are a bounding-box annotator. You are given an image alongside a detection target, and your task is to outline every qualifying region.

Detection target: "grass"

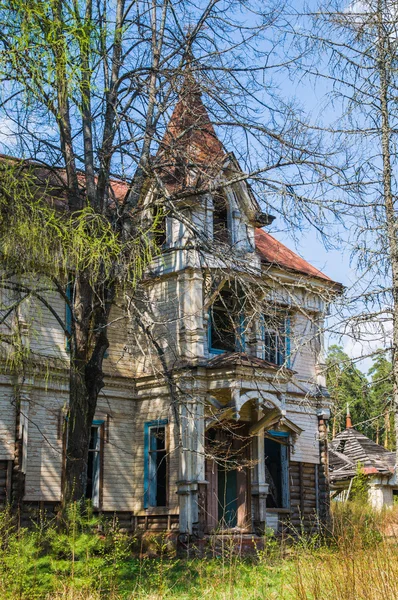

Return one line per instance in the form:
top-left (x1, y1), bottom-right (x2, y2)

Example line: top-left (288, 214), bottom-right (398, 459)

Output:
top-left (0, 502), bottom-right (398, 599)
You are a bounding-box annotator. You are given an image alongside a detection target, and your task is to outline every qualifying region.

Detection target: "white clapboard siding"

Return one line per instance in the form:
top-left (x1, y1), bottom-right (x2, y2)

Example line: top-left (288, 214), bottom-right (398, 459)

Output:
top-left (0, 382), bottom-right (16, 460)
top-left (290, 313), bottom-right (318, 380)
top-left (126, 277), bottom-right (181, 377)
top-left (22, 290), bottom-right (69, 360)
top-left (96, 394), bottom-right (136, 512)
top-left (286, 406), bottom-right (320, 464)
top-left (24, 389), bottom-right (67, 501)
top-left (103, 302), bottom-right (134, 378)
top-left (127, 397), bottom-right (179, 513)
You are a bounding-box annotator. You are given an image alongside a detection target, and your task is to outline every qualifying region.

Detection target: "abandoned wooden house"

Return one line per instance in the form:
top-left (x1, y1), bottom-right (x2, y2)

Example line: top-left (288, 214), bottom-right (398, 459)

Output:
top-left (0, 80), bottom-right (341, 542)
top-left (329, 409), bottom-right (398, 510)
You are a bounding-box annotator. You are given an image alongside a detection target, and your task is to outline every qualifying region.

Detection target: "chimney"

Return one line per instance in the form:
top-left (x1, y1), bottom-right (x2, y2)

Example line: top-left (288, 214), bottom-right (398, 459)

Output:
top-left (346, 403), bottom-right (353, 429)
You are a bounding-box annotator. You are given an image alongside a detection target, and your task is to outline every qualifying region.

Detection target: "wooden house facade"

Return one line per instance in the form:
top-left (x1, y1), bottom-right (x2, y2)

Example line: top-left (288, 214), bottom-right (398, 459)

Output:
top-left (0, 82), bottom-right (340, 541)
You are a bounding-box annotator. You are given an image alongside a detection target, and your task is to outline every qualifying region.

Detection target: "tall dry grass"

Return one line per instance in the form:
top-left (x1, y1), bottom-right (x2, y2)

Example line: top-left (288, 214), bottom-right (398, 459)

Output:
top-left (1, 501), bottom-right (398, 599)
top-left (291, 501), bottom-right (398, 600)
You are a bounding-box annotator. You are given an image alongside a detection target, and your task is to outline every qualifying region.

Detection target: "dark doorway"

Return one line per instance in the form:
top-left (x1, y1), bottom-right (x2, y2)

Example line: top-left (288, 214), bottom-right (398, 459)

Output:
top-left (218, 464), bottom-right (238, 528)
top-left (264, 434), bottom-right (289, 508)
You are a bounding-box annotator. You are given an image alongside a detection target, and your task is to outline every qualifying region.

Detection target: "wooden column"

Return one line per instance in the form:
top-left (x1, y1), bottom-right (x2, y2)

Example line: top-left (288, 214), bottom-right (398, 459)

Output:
top-left (317, 415), bottom-right (330, 524)
top-left (177, 399), bottom-right (205, 535)
top-left (251, 406), bottom-right (268, 534)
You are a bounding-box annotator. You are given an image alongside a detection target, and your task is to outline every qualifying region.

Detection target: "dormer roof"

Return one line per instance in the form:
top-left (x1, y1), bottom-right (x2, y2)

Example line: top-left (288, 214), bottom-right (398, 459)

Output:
top-left (155, 75), bottom-right (225, 193)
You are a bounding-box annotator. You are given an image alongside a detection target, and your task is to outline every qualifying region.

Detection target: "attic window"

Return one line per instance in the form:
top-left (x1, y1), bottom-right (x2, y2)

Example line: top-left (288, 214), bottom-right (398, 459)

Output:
top-left (213, 192), bottom-right (229, 243)
top-left (336, 440), bottom-right (346, 453)
top-left (152, 205), bottom-right (167, 247)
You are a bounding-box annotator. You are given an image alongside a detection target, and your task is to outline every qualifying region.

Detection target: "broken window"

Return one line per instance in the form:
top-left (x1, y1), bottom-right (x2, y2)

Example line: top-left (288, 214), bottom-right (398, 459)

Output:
top-left (85, 423), bottom-right (102, 508)
top-left (263, 315), bottom-right (289, 366)
top-left (213, 192), bottom-right (229, 243)
top-left (152, 205), bottom-right (167, 247)
top-left (209, 289), bottom-right (244, 353)
top-left (145, 421), bottom-right (168, 508)
top-left (264, 433), bottom-right (289, 509)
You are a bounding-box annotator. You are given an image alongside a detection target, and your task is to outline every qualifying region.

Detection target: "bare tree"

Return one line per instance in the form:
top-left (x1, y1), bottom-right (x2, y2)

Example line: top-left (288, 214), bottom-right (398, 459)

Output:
top-left (280, 0), bottom-right (398, 457)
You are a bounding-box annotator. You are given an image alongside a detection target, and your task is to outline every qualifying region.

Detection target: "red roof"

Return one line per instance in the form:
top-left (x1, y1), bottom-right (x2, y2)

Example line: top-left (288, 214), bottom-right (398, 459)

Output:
top-left (255, 228), bottom-right (332, 282)
top-left (155, 76), bottom-right (225, 193)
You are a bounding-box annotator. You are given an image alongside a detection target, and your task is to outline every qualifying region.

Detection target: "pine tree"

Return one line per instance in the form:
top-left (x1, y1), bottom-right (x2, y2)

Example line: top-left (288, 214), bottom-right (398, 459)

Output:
top-left (326, 345), bottom-right (370, 437)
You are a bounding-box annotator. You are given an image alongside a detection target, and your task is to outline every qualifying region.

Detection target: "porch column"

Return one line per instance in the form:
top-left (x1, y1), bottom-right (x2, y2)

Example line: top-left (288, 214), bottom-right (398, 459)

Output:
top-left (251, 405), bottom-right (268, 534)
top-left (193, 398), bottom-right (207, 535)
top-left (177, 398), bottom-right (206, 535)
top-left (317, 411), bottom-right (330, 524)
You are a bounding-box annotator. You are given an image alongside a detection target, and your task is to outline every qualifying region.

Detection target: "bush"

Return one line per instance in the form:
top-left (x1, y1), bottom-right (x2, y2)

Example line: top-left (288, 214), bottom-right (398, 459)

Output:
top-left (0, 503), bottom-right (132, 599)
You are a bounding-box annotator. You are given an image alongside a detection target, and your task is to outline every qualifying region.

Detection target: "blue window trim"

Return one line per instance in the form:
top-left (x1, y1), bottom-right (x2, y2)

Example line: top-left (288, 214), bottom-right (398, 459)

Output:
top-left (65, 282), bottom-right (73, 352)
top-left (285, 316), bottom-right (291, 368)
top-left (267, 430), bottom-right (289, 438)
top-left (236, 313), bottom-right (246, 352)
top-left (262, 313), bottom-right (291, 367)
top-left (208, 309), bottom-right (245, 355)
top-left (144, 419), bottom-right (168, 509)
top-left (208, 312), bottom-right (224, 355)
top-left (264, 430), bottom-right (290, 508)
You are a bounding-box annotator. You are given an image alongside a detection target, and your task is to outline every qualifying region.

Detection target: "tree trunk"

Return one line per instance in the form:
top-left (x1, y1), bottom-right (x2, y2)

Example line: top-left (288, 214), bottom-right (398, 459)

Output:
top-left (64, 361), bottom-right (97, 502)
top-left (63, 272), bottom-right (111, 505)
top-left (376, 0), bottom-right (398, 467)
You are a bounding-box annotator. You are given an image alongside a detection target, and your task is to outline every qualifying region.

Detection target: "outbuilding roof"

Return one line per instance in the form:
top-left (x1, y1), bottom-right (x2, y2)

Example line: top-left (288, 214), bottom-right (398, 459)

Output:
top-left (329, 427), bottom-right (395, 482)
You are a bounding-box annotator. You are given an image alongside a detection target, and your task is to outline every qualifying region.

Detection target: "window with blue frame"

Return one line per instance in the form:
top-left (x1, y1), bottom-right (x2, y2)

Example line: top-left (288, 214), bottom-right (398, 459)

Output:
top-left (144, 420), bottom-right (168, 508)
top-left (262, 314), bottom-right (290, 367)
top-left (264, 431), bottom-right (290, 509)
top-left (85, 420), bottom-right (103, 508)
top-left (209, 289), bottom-right (244, 353)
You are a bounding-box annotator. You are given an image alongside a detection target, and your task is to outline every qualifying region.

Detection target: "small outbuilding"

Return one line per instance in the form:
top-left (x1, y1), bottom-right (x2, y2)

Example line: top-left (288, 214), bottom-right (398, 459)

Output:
top-left (329, 409), bottom-right (398, 510)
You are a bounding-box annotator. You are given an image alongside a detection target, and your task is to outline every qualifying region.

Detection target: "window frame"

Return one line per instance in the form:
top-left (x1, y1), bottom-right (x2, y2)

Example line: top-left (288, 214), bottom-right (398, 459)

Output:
top-left (264, 430), bottom-right (290, 509)
top-left (85, 420), bottom-right (104, 509)
top-left (144, 419), bottom-right (168, 509)
top-left (208, 290), bottom-right (245, 355)
top-left (212, 191), bottom-right (231, 244)
top-left (152, 204), bottom-right (168, 248)
top-left (261, 314), bottom-right (291, 367)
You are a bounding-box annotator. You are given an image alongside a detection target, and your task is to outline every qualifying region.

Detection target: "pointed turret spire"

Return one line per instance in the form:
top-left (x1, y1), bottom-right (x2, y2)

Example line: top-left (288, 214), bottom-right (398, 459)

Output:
top-left (156, 67), bottom-right (225, 193)
top-left (346, 403), bottom-right (353, 429)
